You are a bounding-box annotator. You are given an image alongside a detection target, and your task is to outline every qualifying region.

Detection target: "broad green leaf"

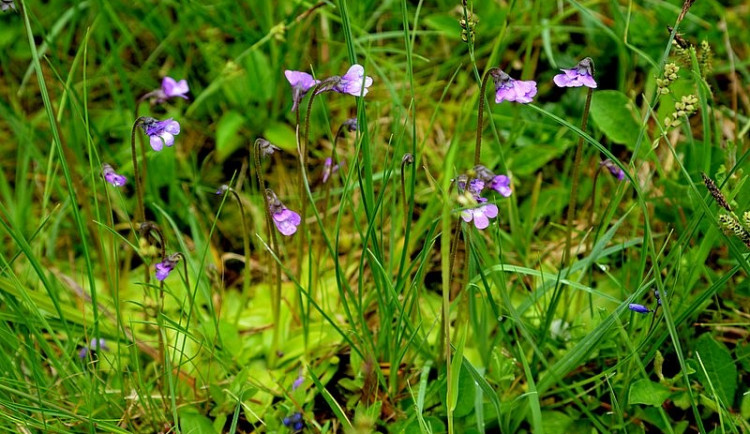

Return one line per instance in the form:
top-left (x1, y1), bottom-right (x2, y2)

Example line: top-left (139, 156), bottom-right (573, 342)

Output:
top-left (590, 90), bottom-right (640, 150)
top-left (243, 50), bottom-right (273, 103)
top-left (263, 121), bottom-right (297, 152)
top-left (180, 407), bottom-right (218, 434)
top-left (629, 379), bottom-right (672, 406)
top-left (741, 393), bottom-right (750, 420)
top-left (541, 411), bottom-right (574, 434)
top-left (695, 334), bottom-right (737, 407)
top-left (215, 110), bottom-right (246, 162)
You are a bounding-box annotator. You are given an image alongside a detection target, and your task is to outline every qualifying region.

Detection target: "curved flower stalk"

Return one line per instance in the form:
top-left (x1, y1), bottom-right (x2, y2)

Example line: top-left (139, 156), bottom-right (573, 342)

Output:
top-left (555, 57), bottom-right (596, 266)
top-left (295, 66), bottom-right (371, 279)
top-left (216, 184), bottom-right (253, 295)
top-left (129, 117), bottom-right (182, 224)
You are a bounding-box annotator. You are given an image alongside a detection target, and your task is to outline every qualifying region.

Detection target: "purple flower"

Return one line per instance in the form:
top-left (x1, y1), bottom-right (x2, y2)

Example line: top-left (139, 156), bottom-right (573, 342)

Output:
top-left (155, 253), bottom-right (181, 281)
top-left (285, 70), bottom-right (320, 112)
top-left (322, 157), bottom-right (340, 184)
top-left (273, 209), bottom-right (302, 236)
top-left (553, 58), bottom-right (597, 89)
top-left (265, 189), bottom-right (302, 236)
top-left (141, 117), bottom-right (181, 151)
top-left (490, 69), bottom-right (537, 104)
top-left (102, 163), bottom-right (127, 187)
top-left (628, 303), bottom-right (652, 314)
top-left (333, 64), bottom-right (373, 97)
top-left (600, 159), bottom-right (626, 181)
top-left (1, 0), bottom-right (15, 11)
top-left (161, 76), bottom-right (190, 99)
top-left (79, 338), bottom-right (109, 359)
top-left (461, 202), bottom-right (499, 230)
top-left (489, 175), bottom-right (512, 197)
top-left (468, 178), bottom-right (484, 197)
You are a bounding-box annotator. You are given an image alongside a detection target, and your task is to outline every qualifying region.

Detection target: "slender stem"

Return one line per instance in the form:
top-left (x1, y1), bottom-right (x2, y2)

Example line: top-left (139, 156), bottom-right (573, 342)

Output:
top-left (255, 143), bottom-right (282, 367)
top-left (228, 188), bottom-right (251, 295)
top-left (587, 165), bottom-right (603, 254)
top-left (563, 87), bottom-right (594, 267)
top-left (268, 208), bottom-right (282, 368)
top-left (130, 117), bottom-right (147, 223)
top-left (299, 83), bottom-right (323, 280)
top-left (474, 70), bottom-right (494, 166)
top-left (399, 154), bottom-right (415, 282)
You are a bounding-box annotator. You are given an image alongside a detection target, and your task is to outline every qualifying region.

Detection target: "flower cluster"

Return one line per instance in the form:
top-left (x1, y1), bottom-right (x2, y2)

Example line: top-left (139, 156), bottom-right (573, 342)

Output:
top-left (456, 165), bottom-right (513, 230)
top-left (664, 94), bottom-right (698, 129)
top-left (656, 63), bottom-right (680, 95)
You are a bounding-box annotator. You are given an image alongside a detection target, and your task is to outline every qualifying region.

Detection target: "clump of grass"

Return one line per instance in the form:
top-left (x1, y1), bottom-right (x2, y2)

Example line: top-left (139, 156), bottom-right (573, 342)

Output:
top-left (0, 0), bottom-right (749, 432)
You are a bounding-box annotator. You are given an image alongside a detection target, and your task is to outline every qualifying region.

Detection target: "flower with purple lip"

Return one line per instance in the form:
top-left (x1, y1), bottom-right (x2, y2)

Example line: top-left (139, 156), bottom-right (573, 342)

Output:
top-left (79, 338), bottom-right (110, 359)
top-left (161, 76), bottom-right (190, 99)
top-left (600, 159), bottom-right (626, 181)
top-left (457, 177), bottom-right (499, 230)
top-left (322, 157), bottom-right (340, 184)
top-left (266, 189), bottom-right (302, 236)
top-left (333, 64), bottom-right (373, 97)
top-left (141, 117), bottom-right (181, 151)
top-left (155, 253), bottom-right (181, 281)
top-left (292, 372), bottom-right (304, 390)
top-left (490, 69), bottom-right (537, 104)
top-left (102, 163), bottom-right (127, 187)
top-left (473, 165), bottom-right (512, 197)
top-left (489, 175), bottom-right (512, 197)
top-left (628, 303), bottom-right (652, 314)
top-left (553, 57), bottom-right (597, 89)
top-left (461, 201), bottom-right (499, 230)
top-left (285, 70), bottom-right (320, 112)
